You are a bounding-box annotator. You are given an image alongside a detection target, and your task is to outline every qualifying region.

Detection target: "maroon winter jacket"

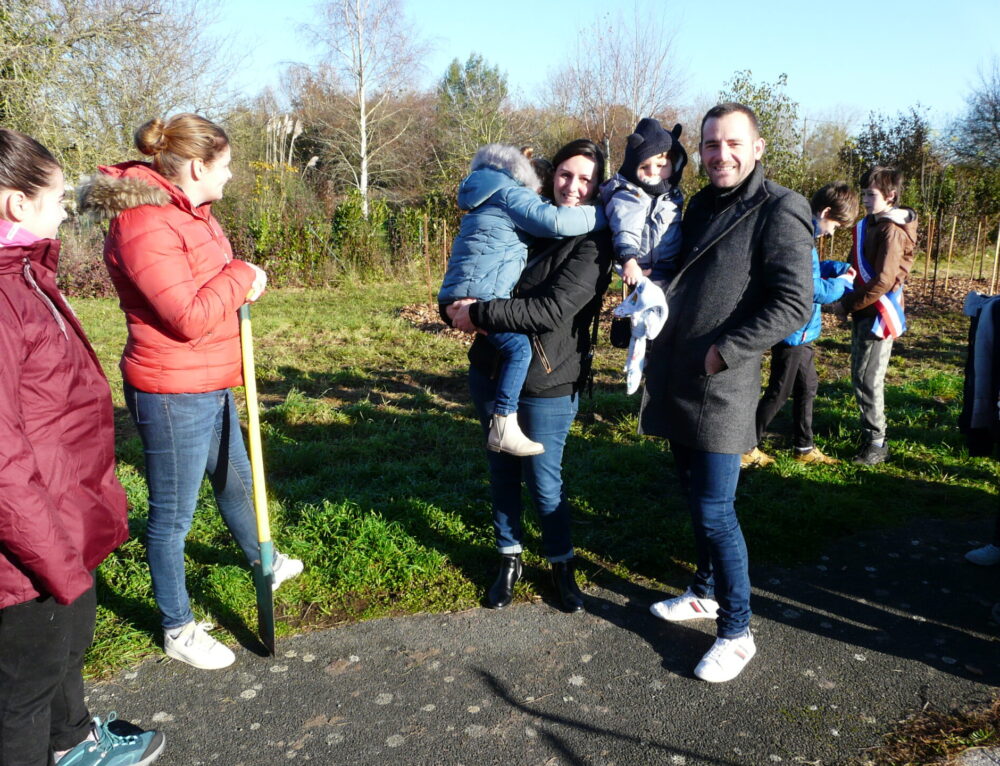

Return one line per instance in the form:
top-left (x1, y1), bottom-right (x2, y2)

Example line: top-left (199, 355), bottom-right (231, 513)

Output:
top-left (0, 238), bottom-right (129, 609)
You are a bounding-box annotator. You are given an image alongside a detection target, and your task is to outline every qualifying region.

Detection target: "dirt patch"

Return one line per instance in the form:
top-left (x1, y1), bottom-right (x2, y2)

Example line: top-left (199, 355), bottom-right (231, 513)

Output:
top-left (399, 303), bottom-right (474, 345)
top-left (401, 276), bottom-right (978, 346)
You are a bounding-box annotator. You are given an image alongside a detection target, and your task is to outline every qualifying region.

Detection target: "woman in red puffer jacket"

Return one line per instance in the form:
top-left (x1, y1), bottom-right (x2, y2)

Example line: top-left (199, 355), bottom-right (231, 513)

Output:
top-left (80, 114), bottom-right (301, 671)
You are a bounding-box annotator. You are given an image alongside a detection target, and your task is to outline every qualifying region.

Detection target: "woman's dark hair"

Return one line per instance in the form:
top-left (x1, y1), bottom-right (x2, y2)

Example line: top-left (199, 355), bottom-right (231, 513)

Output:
top-left (135, 113), bottom-right (229, 180)
top-left (0, 128), bottom-right (61, 196)
top-left (542, 139), bottom-right (606, 201)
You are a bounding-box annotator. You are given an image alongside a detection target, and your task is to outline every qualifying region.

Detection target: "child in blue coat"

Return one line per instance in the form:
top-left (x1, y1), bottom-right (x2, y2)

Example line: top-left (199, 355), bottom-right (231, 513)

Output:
top-left (744, 182), bottom-right (859, 467)
top-left (600, 117), bottom-right (686, 288)
top-left (439, 144), bottom-right (603, 456)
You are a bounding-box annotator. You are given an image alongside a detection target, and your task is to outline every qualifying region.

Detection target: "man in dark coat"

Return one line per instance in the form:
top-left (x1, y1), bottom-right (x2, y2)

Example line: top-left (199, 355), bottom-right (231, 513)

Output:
top-left (640, 103), bottom-right (813, 683)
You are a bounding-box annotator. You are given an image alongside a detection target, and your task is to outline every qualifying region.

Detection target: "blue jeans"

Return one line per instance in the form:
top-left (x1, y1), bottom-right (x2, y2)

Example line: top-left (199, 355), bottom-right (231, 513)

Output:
top-left (124, 384), bottom-right (261, 630)
top-left (670, 442), bottom-right (751, 638)
top-left (468, 365), bottom-right (577, 562)
top-left (485, 332), bottom-right (532, 416)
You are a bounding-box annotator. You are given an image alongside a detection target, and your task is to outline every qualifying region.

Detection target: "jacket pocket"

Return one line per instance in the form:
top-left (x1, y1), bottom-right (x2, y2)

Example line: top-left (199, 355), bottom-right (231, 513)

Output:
top-left (531, 334), bottom-right (553, 374)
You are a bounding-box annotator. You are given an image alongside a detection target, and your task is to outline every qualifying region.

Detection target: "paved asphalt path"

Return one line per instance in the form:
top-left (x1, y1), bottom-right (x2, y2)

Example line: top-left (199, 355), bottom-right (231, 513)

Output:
top-left (87, 518), bottom-right (999, 765)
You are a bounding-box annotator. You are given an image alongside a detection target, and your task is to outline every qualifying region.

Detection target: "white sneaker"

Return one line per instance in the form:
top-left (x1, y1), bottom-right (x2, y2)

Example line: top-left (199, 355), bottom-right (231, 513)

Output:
top-left (694, 632), bottom-right (756, 683)
top-left (649, 588), bottom-right (720, 622)
top-left (965, 543), bottom-right (1000, 566)
top-left (164, 621), bottom-right (235, 670)
top-left (272, 552), bottom-right (304, 591)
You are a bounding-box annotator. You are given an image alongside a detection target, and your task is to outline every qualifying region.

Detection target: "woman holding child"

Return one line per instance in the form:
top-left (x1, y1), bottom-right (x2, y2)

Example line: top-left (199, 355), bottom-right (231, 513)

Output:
top-left (449, 139), bottom-right (613, 613)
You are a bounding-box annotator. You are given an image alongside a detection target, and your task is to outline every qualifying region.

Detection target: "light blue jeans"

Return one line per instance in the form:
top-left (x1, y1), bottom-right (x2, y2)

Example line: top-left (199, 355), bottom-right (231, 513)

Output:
top-left (124, 384), bottom-right (261, 630)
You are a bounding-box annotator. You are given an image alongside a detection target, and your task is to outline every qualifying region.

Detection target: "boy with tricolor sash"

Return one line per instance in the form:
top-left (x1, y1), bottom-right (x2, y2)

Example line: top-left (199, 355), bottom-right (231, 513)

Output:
top-left (840, 167), bottom-right (917, 465)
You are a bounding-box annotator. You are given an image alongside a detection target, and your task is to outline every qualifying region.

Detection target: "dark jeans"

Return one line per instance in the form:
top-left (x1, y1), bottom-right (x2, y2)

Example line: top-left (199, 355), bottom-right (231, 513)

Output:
top-left (485, 331), bottom-right (532, 416)
top-left (124, 383), bottom-right (261, 630)
top-left (670, 443), bottom-right (751, 638)
top-left (468, 365), bottom-right (577, 562)
top-left (755, 342), bottom-right (818, 450)
top-left (0, 578), bottom-right (95, 766)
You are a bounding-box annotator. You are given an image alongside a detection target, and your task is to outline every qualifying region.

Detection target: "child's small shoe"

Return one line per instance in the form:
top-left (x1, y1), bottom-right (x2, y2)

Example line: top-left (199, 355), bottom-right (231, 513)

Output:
top-left (488, 414), bottom-right (544, 457)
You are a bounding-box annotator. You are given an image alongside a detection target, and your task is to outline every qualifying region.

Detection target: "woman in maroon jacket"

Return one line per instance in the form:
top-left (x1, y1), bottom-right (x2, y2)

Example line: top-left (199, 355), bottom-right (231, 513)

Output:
top-left (0, 130), bottom-right (163, 765)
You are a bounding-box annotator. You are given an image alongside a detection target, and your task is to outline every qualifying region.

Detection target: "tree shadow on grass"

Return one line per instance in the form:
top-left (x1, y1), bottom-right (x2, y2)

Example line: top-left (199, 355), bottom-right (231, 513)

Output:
top-left (579, 456), bottom-right (1000, 685)
top-left (104, 358), bottom-right (1000, 671)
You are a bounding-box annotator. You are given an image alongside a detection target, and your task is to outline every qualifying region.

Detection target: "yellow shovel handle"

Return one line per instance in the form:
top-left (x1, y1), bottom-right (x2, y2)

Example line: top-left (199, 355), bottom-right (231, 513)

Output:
top-left (239, 304), bottom-right (271, 546)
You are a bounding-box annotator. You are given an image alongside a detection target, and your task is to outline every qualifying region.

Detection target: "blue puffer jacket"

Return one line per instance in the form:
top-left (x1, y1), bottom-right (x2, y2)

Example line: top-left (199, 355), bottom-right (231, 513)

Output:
top-left (782, 246), bottom-right (852, 346)
top-left (438, 144), bottom-right (603, 303)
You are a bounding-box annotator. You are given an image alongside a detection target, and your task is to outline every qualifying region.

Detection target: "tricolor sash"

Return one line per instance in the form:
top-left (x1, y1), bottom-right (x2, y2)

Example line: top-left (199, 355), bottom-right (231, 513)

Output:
top-left (851, 217), bottom-right (906, 339)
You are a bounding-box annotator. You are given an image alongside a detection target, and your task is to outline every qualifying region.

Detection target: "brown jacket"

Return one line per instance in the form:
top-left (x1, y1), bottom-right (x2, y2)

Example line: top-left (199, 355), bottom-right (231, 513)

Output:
top-left (843, 208), bottom-right (917, 318)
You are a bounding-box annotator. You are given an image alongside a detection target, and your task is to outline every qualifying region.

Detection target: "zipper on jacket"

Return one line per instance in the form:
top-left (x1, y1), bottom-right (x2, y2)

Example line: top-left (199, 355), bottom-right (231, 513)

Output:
top-left (22, 259), bottom-right (67, 339)
top-left (531, 334), bottom-right (553, 374)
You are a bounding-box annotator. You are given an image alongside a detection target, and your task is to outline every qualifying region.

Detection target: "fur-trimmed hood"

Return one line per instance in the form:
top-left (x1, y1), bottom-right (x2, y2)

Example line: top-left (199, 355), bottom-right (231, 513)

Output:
top-left (77, 162), bottom-right (175, 220)
top-left (457, 144), bottom-right (541, 211)
top-left (469, 144), bottom-right (539, 189)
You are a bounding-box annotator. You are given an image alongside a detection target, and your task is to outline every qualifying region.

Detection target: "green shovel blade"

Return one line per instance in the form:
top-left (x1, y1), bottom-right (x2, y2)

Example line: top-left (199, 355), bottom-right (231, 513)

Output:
top-left (252, 541), bottom-right (276, 655)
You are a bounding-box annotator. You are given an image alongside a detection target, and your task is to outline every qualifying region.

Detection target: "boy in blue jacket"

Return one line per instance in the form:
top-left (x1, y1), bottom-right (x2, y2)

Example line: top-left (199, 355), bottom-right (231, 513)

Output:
top-left (743, 182), bottom-right (858, 467)
top-left (439, 144), bottom-right (603, 456)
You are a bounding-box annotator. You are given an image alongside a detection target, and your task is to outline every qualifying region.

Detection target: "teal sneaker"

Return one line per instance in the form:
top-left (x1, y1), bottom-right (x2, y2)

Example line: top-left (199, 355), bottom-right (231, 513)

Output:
top-left (58, 713), bottom-right (164, 766)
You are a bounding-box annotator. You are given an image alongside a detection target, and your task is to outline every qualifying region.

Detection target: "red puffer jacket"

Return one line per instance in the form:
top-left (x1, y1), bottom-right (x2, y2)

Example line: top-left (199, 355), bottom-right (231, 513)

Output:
top-left (81, 162), bottom-right (256, 393)
top-left (0, 239), bottom-right (129, 609)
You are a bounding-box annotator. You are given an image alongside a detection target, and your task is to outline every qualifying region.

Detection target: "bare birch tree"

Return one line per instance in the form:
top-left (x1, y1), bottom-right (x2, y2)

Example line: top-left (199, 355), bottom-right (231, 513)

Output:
top-left (546, 5), bottom-right (686, 172)
top-left (301, 0), bottom-right (428, 216)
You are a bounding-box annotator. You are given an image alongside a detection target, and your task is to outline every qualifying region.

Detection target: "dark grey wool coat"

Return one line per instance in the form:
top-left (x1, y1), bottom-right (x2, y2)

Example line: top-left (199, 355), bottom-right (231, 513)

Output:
top-left (639, 163), bottom-right (814, 453)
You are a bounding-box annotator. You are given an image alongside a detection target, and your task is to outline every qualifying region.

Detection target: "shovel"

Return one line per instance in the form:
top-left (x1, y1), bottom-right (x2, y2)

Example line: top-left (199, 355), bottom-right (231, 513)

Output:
top-left (238, 303), bottom-right (275, 655)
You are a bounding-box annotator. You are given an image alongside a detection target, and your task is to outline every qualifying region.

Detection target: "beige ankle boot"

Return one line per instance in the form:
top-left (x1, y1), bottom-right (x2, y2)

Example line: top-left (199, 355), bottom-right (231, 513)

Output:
top-left (487, 413), bottom-right (544, 456)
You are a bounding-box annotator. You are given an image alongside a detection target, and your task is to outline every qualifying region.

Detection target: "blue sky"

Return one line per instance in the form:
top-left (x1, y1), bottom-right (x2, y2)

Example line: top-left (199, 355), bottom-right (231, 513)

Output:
top-left (215, 0), bottom-right (999, 131)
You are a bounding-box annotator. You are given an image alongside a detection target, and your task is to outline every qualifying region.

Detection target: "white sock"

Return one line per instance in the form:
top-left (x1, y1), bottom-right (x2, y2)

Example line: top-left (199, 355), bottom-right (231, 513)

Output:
top-left (54, 728), bottom-right (98, 761)
top-left (872, 438), bottom-right (885, 448)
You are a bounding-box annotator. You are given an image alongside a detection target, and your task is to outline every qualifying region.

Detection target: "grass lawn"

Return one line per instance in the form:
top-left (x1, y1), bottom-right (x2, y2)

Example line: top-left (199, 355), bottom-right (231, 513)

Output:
top-left (74, 280), bottom-right (999, 678)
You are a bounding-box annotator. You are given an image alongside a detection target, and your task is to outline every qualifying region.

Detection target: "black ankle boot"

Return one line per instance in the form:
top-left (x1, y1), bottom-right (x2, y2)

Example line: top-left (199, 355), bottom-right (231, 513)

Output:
top-left (551, 560), bottom-right (584, 613)
top-left (485, 554), bottom-right (522, 609)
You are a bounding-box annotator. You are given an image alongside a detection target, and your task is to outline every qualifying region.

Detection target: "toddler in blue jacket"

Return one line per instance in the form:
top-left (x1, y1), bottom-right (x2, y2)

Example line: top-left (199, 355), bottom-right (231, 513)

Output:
top-left (744, 182), bottom-right (859, 467)
top-left (439, 144), bottom-right (603, 456)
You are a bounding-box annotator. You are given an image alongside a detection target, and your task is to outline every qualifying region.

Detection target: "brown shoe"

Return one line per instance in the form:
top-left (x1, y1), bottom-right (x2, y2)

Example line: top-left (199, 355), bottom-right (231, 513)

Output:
top-left (740, 446), bottom-right (775, 469)
top-left (794, 446), bottom-right (839, 465)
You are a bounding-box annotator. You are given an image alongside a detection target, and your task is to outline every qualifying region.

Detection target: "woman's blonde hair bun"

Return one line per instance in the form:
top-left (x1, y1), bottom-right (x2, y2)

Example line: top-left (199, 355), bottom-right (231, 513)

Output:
top-left (132, 114), bottom-right (229, 179)
top-left (135, 118), bottom-right (169, 156)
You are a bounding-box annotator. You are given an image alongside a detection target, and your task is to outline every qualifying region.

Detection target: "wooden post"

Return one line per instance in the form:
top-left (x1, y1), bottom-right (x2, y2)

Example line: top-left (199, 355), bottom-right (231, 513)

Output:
top-left (991, 220), bottom-right (1000, 295)
top-left (931, 210), bottom-right (944, 302)
top-left (943, 215), bottom-right (957, 290)
top-left (973, 218), bottom-right (984, 280)
top-left (441, 220), bottom-right (449, 276)
top-left (423, 213), bottom-right (433, 307)
top-left (922, 213), bottom-right (935, 293)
